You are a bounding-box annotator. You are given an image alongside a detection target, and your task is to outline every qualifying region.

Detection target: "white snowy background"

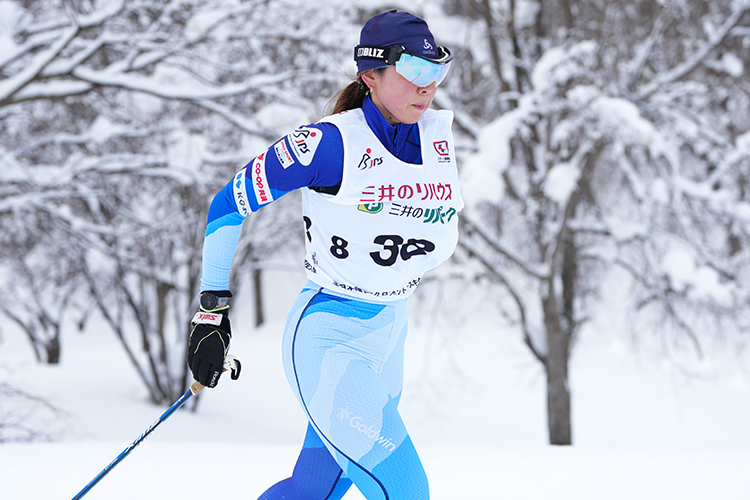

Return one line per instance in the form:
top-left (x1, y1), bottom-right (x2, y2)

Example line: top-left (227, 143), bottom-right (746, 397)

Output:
top-left (1, 265), bottom-right (750, 500)
top-left (1, 0), bottom-right (750, 499)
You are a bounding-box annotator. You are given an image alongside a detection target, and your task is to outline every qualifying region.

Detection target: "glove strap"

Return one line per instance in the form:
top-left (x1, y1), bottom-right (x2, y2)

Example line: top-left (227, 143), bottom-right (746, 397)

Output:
top-left (200, 290), bottom-right (232, 312)
top-left (192, 311), bottom-right (224, 325)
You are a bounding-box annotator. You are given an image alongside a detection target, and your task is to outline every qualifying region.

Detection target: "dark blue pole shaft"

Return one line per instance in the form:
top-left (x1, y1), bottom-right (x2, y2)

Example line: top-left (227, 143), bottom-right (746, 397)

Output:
top-left (71, 388), bottom-right (195, 500)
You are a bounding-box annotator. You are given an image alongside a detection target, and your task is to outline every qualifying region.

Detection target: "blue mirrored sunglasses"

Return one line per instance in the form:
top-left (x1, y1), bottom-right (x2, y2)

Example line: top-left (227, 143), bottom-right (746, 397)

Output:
top-left (355, 45), bottom-right (454, 88)
top-left (395, 47), bottom-right (453, 87)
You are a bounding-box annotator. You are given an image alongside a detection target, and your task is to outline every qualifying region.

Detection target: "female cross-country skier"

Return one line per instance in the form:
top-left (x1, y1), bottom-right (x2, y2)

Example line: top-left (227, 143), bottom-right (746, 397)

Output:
top-left (187, 10), bottom-right (462, 500)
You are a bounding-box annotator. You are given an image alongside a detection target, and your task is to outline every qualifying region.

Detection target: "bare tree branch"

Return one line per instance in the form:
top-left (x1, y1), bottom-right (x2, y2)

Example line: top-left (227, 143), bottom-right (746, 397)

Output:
top-left (461, 216), bottom-right (549, 280)
top-left (456, 240), bottom-right (546, 363)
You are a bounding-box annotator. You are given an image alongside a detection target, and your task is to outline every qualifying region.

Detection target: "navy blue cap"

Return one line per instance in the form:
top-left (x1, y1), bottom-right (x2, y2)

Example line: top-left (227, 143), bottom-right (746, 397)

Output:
top-left (356, 10), bottom-right (438, 73)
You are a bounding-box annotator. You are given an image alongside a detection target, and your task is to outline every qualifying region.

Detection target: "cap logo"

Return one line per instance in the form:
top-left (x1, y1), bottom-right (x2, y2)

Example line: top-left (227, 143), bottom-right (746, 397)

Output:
top-left (423, 39), bottom-right (433, 50)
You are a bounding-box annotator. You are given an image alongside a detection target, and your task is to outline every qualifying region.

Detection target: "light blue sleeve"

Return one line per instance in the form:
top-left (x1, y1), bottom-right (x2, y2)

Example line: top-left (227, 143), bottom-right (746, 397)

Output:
top-left (200, 212), bottom-right (244, 292)
top-left (199, 122), bottom-right (344, 292)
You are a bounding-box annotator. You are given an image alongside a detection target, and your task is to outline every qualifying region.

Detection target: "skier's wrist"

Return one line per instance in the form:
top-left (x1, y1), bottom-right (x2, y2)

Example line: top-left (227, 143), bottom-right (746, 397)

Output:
top-left (199, 290), bottom-right (232, 312)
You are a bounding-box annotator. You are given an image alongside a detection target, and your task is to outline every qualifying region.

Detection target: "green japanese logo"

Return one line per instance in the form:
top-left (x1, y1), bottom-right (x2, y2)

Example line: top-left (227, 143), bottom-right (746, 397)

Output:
top-left (357, 203), bottom-right (384, 214)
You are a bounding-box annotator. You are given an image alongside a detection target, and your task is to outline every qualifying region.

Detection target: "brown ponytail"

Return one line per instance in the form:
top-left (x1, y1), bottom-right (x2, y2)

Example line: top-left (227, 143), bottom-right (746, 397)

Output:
top-left (327, 69), bottom-right (385, 116)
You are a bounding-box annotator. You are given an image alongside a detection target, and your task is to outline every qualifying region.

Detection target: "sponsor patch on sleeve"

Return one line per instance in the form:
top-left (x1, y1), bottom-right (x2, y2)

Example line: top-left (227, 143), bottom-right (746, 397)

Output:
top-left (274, 140), bottom-right (295, 169)
top-left (250, 152), bottom-right (274, 205)
top-left (288, 127), bottom-right (323, 166)
top-left (232, 167), bottom-right (250, 217)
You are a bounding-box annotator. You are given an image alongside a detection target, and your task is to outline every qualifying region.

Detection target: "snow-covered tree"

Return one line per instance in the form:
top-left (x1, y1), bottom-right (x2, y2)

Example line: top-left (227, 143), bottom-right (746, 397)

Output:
top-left (0, 382), bottom-right (66, 442)
top-left (0, 0), bottom-right (357, 403)
top-left (0, 208), bottom-right (80, 364)
top-left (451, 0), bottom-right (750, 444)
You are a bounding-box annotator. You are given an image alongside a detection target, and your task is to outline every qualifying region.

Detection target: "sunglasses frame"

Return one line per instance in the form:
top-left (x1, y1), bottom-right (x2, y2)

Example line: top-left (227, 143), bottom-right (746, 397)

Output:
top-left (355, 44), bottom-right (453, 66)
top-left (354, 44), bottom-right (453, 87)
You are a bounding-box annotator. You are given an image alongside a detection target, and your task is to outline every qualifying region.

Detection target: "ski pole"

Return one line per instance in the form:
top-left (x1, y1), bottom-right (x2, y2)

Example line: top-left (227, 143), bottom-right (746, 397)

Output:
top-left (71, 355), bottom-right (241, 500)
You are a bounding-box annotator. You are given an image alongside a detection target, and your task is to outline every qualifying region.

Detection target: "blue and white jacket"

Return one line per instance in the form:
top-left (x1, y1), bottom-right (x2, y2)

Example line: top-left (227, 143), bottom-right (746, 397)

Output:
top-left (200, 96), bottom-right (461, 300)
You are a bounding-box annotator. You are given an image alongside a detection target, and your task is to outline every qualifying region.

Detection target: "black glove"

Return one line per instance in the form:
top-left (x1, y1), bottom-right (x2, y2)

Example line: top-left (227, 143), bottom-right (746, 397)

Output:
top-left (187, 290), bottom-right (232, 388)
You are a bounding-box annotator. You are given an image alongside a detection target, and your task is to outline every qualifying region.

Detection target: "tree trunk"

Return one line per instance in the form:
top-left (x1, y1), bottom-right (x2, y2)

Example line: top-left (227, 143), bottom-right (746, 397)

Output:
top-left (543, 293), bottom-right (572, 445)
top-left (45, 335), bottom-right (61, 365)
top-left (253, 268), bottom-right (264, 327)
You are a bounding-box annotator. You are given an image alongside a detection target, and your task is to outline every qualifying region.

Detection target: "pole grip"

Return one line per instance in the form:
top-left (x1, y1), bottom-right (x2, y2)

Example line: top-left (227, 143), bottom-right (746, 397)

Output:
top-left (189, 355), bottom-right (240, 395)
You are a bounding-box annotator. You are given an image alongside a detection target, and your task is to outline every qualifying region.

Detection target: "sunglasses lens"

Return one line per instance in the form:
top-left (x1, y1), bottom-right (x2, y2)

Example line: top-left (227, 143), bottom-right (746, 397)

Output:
top-left (395, 53), bottom-right (452, 87)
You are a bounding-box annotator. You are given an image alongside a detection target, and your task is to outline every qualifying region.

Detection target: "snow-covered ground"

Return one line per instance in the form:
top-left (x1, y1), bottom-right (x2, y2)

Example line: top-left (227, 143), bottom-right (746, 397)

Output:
top-left (1, 270), bottom-right (749, 499)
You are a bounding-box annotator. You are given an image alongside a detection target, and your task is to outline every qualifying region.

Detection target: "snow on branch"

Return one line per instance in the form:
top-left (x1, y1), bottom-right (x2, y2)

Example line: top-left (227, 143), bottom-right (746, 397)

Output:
top-left (193, 99), bottom-right (280, 141)
top-left (626, 0), bottom-right (675, 89)
top-left (10, 80), bottom-right (94, 104)
top-left (0, 31), bottom-right (61, 72)
top-left (546, 139), bottom-right (609, 269)
top-left (0, 26), bottom-right (79, 106)
top-left (636, 1), bottom-right (750, 100)
top-left (710, 130), bottom-right (750, 187)
top-left (39, 37), bottom-right (113, 78)
top-left (62, 154), bottom-right (197, 186)
top-left (69, 0), bottom-right (125, 29)
top-left (70, 65), bottom-right (298, 101)
top-left (0, 0), bottom-right (125, 105)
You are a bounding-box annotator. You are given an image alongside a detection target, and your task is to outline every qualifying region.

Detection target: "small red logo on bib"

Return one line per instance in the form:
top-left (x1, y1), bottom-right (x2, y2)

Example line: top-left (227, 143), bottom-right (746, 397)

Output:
top-left (433, 141), bottom-right (449, 156)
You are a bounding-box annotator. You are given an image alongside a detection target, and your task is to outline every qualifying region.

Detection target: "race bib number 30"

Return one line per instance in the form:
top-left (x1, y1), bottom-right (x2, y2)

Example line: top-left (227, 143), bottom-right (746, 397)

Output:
top-left (328, 233), bottom-right (436, 267)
